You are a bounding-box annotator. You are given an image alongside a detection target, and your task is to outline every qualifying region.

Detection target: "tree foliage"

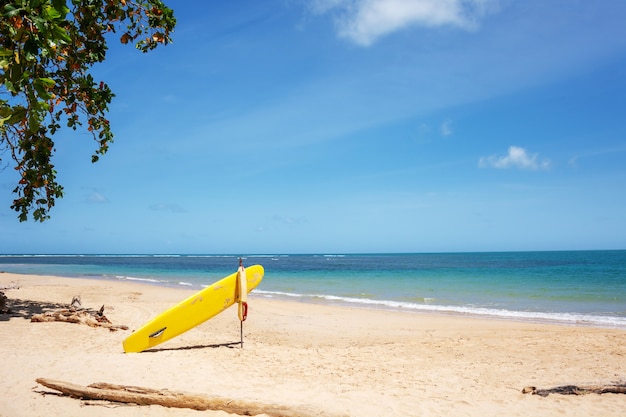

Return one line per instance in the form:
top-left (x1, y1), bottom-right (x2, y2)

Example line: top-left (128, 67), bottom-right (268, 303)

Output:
top-left (0, 0), bottom-right (175, 221)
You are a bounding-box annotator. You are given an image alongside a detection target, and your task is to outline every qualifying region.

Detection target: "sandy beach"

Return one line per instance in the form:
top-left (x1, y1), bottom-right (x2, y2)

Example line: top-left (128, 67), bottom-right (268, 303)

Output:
top-left (1, 272), bottom-right (625, 417)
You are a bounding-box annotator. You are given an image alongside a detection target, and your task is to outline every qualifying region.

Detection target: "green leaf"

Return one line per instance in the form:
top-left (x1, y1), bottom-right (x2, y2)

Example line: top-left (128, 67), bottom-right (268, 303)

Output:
top-left (51, 0), bottom-right (70, 16)
top-left (38, 77), bottom-right (56, 87)
top-left (7, 106), bottom-right (27, 124)
top-left (34, 78), bottom-right (55, 100)
top-left (4, 80), bottom-right (16, 93)
top-left (50, 24), bottom-right (71, 44)
top-left (28, 110), bottom-right (42, 133)
top-left (2, 5), bottom-right (23, 18)
top-left (44, 4), bottom-right (62, 19)
top-left (38, 101), bottom-right (50, 111)
top-left (0, 114), bottom-right (11, 127)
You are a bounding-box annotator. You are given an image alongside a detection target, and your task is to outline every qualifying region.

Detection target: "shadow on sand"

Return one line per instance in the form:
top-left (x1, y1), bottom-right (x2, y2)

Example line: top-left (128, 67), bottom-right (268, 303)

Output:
top-left (0, 297), bottom-right (68, 322)
top-left (143, 341), bottom-right (243, 353)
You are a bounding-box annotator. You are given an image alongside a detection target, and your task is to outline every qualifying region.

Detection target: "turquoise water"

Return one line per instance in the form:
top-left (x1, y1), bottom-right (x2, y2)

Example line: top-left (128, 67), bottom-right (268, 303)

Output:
top-left (1, 251), bottom-right (625, 328)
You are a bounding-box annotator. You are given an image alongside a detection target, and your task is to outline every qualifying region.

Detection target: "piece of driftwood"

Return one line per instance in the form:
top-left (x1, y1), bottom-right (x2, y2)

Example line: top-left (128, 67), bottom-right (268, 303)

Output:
top-left (30, 297), bottom-right (128, 331)
top-left (36, 378), bottom-right (327, 417)
top-left (522, 383), bottom-right (626, 397)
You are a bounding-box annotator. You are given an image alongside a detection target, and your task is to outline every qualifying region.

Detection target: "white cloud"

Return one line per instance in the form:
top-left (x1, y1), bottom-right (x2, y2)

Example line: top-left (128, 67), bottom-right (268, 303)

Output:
top-left (311, 0), bottom-right (500, 46)
top-left (479, 146), bottom-right (550, 170)
top-left (149, 203), bottom-right (186, 213)
top-left (440, 119), bottom-right (453, 136)
top-left (86, 191), bottom-right (109, 204)
top-left (272, 214), bottom-right (308, 225)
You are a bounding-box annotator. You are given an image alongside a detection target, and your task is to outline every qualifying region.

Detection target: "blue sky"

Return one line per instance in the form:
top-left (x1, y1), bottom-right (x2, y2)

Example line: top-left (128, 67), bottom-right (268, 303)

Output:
top-left (1, 0), bottom-right (626, 254)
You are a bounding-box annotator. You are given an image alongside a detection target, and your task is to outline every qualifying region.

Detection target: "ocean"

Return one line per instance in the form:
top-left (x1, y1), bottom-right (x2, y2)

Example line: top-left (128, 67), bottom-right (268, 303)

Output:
top-left (1, 251), bottom-right (625, 329)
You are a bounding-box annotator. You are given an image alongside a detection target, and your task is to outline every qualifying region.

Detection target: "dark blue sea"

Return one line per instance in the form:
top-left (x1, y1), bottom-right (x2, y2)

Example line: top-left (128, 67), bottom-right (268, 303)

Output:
top-left (1, 251), bottom-right (625, 328)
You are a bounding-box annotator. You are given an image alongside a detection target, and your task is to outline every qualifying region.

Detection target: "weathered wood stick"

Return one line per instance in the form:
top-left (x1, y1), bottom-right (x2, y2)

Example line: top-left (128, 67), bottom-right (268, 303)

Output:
top-left (31, 309), bottom-right (128, 331)
top-left (522, 384), bottom-right (626, 397)
top-left (36, 378), bottom-right (327, 417)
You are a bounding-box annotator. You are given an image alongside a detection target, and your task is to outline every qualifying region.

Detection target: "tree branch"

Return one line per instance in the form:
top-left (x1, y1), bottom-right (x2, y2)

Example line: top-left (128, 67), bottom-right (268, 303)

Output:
top-left (522, 383), bottom-right (626, 397)
top-left (36, 378), bottom-right (333, 417)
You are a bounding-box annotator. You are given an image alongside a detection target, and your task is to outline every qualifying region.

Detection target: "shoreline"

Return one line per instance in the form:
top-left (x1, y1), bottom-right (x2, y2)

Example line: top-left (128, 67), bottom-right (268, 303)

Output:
top-left (1, 272), bottom-right (626, 417)
top-left (3, 270), bottom-right (625, 331)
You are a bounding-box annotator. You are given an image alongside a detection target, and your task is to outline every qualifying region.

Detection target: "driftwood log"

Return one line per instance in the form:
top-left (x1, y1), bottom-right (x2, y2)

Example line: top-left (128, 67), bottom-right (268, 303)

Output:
top-left (30, 297), bottom-right (128, 331)
top-left (36, 378), bottom-right (329, 417)
top-left (522, 383), bottom-right (626, 397)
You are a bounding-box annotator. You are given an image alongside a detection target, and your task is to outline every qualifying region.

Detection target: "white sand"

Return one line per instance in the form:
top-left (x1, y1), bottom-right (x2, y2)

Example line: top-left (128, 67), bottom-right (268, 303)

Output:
top-left (1, 272), bottom-right (625, 417)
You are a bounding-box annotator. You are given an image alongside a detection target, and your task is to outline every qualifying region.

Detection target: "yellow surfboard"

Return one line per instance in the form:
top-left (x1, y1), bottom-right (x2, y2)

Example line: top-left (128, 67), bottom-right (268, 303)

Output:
top-left (122, 264), bottom-right (264, 353)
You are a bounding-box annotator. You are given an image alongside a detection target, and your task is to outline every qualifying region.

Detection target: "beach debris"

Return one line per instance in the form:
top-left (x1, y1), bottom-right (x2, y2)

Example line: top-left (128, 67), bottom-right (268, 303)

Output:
top-left (0, 282), bottom-right (20, 314)
top-left (0, 281), bottom-right (20, 291)
top-left (30, 297), bottom-right (128, 331)
top-left (522, 383), bottom-right (626, 397)
top-left (36, 378), bottom-right (331, 417)
top-left (70, 295), bottom-right (82, 309)
top-left (0, 291), bottom-right (9, 314)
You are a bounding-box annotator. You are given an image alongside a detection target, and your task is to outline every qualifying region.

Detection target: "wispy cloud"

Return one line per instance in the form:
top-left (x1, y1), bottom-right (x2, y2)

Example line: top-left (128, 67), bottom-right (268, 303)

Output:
top-left (86, 191), bottom-right (109, 204)
top-left (440, 119), bottom-right (453, 136)
top-left (311, 0), bottom-right (500, 46)
top-left (568, 144), bottom-right (626, 167)
top-left (272, 214), bottom-right (308, 225)
top-left (149, 203), bottom-right (186, 213)
top-left (479, 146), bottom-right (550, 170)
